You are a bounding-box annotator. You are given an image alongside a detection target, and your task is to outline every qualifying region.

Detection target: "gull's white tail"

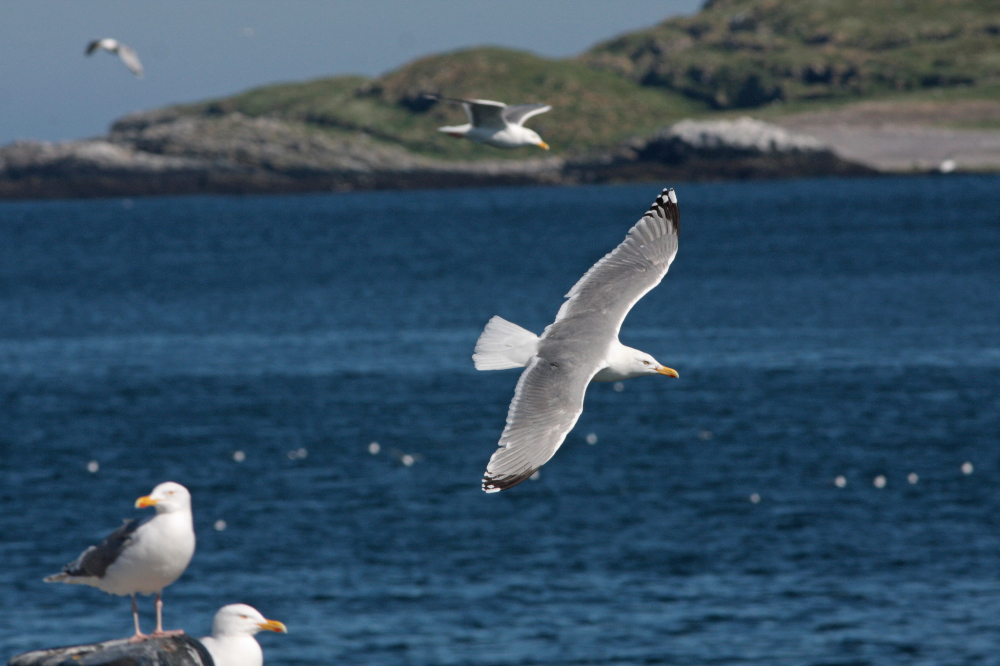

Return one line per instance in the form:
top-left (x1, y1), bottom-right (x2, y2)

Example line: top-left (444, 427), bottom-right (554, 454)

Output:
top-left (473, 316), bottom-right (539, 370)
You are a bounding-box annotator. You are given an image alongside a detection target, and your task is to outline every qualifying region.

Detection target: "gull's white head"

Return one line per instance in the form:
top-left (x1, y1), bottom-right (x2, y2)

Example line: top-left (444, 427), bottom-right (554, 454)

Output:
top-left (631, 350), bottom-right (679, 379)
top-left (519, 127), bottom-right (549, 150)
top-left (602, 344), bottom-right (679, 382)
top-left (135, 481), bottom-right (191, 513)
top-left (211, 604), bottom-right (287, 637)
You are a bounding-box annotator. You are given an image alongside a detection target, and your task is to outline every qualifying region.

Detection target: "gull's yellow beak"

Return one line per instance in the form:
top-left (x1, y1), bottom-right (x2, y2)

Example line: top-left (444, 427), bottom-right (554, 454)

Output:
top-left (135, 495), bottom-right (158, 508)
top-left (258, 619), bottom-right (288, 633)
top-left (656, 366), bottom-right (679, 378)
top-left (537, 141), bottom-right (550, 150)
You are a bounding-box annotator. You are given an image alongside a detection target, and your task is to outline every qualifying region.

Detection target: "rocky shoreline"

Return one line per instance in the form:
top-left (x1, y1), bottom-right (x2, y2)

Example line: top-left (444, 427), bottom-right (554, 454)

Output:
top-left (0, 114), bottom-right (874, 200)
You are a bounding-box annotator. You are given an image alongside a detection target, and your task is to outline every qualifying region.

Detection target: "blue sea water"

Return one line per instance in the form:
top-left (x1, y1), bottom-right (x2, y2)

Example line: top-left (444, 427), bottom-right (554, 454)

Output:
top-left (1, 176), bottom-right (998, 665)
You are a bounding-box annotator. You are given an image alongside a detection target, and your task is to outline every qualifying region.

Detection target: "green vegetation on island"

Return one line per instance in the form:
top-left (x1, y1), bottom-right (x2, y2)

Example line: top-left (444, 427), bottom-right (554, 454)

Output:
top-left (581, 0), bottom-right (1000, 109)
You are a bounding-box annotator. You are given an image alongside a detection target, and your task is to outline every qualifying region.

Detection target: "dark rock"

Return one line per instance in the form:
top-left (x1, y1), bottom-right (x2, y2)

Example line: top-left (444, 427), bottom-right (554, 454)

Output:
top-left (8, 635), bottom-right (213, 666)
top-left (565, 117), bottom-right (877, 182)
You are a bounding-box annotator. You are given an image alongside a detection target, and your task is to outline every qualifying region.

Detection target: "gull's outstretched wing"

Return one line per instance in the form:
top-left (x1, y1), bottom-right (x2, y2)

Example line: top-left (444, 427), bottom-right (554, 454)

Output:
top-left (461, 99), bottom-right (506, 129)
top-left (502, 104), bottom-right (551, 127)
top-left (483, 352), bottom-right (600, 492)
top-left (115, 44), bottom-right (144, 77)
top-left (425, 95), bottom-right (507, 129)
top-left (552, 188), bottom-right (679, 336)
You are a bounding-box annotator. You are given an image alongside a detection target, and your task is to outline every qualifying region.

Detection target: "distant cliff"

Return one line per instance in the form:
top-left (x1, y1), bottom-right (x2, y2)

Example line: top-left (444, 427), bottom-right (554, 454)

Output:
top-left (0, 114), bottom-right (871, 199)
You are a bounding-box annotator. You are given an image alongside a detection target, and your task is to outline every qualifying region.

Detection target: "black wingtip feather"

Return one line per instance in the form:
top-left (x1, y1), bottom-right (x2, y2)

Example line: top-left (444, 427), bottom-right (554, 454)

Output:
top-left (644, 187), bottom-right (679, 233)
top-left (482, 469), bottom-right (538, 493)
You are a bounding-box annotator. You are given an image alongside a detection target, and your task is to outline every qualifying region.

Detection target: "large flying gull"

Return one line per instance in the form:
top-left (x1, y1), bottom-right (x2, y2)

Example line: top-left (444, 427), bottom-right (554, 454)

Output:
top-left (45, 481), bottom-right (196, 641)
top-left (425, 95), bottom-right (550, 150)
top-left (86, 38), bottom-right (144, 77)
top-left (200, 604), bottom-right (287, 666)
top-left (473, 188), bottom-right (681, 492)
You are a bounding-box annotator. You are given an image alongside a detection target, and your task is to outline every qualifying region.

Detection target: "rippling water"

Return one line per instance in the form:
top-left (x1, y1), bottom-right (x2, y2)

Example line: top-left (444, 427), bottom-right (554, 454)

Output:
top-left (1, 176), bottom-right (999, 665)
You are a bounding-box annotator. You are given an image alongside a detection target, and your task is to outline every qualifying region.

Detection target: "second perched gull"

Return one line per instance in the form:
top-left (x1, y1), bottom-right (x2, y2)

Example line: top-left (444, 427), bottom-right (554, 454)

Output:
top-left (86, 38), bottom-right (144, 77)
top-left (200, 604), bottom-right (287, 666)
top-left (474, 188), bottom-right (681, 492)
top-left (426, 95), bottom-right (551, 150)
top-left (45, 481), bottom-right (196, 641)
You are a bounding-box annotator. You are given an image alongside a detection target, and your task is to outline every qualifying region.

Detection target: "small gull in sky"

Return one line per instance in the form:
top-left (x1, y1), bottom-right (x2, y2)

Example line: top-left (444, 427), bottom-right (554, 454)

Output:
top-left (425, 95), bottom-right (551, 150)
top-left (45, 482), bottom-right (195, 641)
top-left (474, 188), bottom-right (681, 492)
top-left (85, 38), bottom-right (144, 78)
top-left (200, 604), bottom-right (287, 666)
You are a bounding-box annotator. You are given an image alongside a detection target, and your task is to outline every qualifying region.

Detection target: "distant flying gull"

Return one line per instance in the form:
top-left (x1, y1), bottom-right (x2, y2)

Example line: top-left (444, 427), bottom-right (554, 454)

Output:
top-left (86, 38), bottom-right (144, 77)
top-left (199, 604), bottom-right (287, 666)
top-left (473, 188), bottom-right (681, 492)
top-left (45, 481), bottom-right (196, 641)
top-left (425, 94), bottom-right (551, 150)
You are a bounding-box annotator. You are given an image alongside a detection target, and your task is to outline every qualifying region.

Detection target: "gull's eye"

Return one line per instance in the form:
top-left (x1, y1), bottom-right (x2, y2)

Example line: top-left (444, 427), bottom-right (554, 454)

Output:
top-left (240, 615), bottom-right (248, 619)
top-left (642, 361), bottom-right (650, 365)
top-left (168, 490), bottom-right (175, 495)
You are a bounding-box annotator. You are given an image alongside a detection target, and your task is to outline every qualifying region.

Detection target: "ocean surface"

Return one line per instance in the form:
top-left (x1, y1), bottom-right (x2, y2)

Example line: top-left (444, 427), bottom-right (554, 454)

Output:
top-left (1, 176), bottom-right (998, 665)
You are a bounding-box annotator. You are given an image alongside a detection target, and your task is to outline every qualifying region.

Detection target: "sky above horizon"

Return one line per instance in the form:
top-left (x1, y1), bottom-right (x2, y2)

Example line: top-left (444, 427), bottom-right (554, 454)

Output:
top-left (0, 1), bottom-right (701, 146)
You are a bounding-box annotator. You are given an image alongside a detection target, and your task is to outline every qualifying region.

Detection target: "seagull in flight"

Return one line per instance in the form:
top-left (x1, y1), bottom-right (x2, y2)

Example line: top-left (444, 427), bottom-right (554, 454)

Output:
top-left (86, 38), bottom-right (144, 77)
top-left (425, 95), bottom-right (550, 150)
top-left (473, 189), bottom-right (681, 492)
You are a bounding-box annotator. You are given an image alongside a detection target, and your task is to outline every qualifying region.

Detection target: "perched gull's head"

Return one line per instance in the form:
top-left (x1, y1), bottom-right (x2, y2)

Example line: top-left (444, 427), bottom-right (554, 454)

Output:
top-left (212, 604), bottom-right (287, 637)
top-left (135, 481), bottom-right (191, 514)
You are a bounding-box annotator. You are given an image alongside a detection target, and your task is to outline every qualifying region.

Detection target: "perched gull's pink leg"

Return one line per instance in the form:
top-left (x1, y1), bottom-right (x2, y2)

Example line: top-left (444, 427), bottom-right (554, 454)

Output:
top-left (127, 594), bottom-right (151, 643)
top-left (151, 592), bottom-right (185, 637)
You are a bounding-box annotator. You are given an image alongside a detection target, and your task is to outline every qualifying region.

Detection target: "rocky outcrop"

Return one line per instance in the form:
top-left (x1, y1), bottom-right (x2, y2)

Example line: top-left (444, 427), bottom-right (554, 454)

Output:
top-left (566, 117), bottom-right (874, 182)
top-left (0, 114), bottom-right (871, 200)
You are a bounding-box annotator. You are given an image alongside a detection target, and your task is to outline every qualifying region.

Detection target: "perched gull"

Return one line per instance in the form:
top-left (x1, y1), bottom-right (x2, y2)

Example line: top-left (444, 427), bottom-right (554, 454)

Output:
top-left (199, 604), bottom-right (287, 666)
top-left (474, 188), bottom-right (681, 492)
top-left (86, 38), bottom-right (144, 77)
top-left (425, 94), bottom-right (550, 150)
top-left (45, 481), bottom-right (196, 641)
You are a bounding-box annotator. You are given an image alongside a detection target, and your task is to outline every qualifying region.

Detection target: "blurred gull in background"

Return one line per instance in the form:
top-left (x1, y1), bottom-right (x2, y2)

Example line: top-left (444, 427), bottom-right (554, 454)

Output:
top-left (85, 38), bottom-right (144, 77)
top-left (426, 95), bottom-right (551, 150)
